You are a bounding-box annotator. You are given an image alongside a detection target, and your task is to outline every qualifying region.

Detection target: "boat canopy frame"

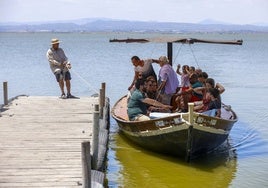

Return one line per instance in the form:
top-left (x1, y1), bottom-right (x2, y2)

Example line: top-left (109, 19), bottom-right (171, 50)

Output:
top-left (109, 37), bottom-right (243, 65)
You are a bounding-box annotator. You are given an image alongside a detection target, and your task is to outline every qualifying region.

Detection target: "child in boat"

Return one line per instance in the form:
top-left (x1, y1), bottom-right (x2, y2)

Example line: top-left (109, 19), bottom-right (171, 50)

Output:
top-left (173, 73), bottom-right (203, 112)
top-left (176, 64), bottom-right (190, 92)
top-left (198, 72), bottom-right (208, 86)
top-left (194, 78), bottom-right (225, 117)
top-left (197, 88), bottom-right (221, 117)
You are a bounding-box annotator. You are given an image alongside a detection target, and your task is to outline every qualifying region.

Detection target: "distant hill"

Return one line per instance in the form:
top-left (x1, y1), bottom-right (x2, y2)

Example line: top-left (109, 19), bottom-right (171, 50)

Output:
top-left (1, 18), bottom-right (268, 33)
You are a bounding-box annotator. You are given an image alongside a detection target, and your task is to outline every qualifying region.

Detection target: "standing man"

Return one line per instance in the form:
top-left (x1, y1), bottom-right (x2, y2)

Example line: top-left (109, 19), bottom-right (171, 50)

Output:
top-left (47, 38), bottom-right (75, 98)
top-left (157, 56), bottom-right (179, 105)
top-left (128, 56), bottom-right (159, 91)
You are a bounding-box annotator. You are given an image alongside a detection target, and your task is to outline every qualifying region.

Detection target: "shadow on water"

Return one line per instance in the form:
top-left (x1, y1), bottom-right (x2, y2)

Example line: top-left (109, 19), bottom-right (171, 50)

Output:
top-left (107, 119), bottom-right (238, 188)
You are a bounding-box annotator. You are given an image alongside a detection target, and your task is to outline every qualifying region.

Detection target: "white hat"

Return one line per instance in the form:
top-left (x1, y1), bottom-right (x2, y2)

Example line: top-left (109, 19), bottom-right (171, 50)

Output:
top-left (51, 38), bottom-right (61, 45)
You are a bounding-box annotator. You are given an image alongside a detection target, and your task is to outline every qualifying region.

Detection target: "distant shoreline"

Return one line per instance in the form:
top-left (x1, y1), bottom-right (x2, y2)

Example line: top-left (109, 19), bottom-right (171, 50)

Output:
top-left (1, 30), bottom-right (268, 34)
top-left (1, 19), bottom-right (268, 33)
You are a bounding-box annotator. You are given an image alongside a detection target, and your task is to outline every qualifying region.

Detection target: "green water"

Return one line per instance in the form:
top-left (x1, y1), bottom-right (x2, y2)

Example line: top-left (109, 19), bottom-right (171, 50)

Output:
top-left (0, 32), bottom-right (268, 187)
top-left (112, 133), bottom-right (237, 188)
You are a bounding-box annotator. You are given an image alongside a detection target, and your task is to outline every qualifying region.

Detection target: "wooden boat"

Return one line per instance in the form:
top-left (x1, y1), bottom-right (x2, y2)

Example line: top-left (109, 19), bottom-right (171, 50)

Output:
top-left (110, 37), bottom-right (241, 161)
top-left (112, 95), bottom-right (237, 161)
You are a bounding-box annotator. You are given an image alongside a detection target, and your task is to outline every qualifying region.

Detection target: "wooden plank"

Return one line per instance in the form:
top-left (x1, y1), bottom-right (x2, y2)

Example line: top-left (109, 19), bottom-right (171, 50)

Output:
top-left (0, 96), bottom-right (99, 187)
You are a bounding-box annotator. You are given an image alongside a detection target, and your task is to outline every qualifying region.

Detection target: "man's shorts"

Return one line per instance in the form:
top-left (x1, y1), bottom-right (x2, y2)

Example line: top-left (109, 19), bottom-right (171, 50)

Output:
top-left (55, 71), bottom-right (71, 82)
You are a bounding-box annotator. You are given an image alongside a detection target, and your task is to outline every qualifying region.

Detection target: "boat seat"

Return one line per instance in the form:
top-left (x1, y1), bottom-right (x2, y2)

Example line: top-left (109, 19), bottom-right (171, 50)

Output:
top-left (221, 107), bottom-right (234, 120)
top-left (202, 109), bottom-right (216, 117)
top-left (202, 108), bottom-right (235, 120)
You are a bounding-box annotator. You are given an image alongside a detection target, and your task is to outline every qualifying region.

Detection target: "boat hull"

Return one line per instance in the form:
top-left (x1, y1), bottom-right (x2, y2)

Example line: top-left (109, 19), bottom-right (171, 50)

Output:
top-left (112, 96), bottom-right (237, 160)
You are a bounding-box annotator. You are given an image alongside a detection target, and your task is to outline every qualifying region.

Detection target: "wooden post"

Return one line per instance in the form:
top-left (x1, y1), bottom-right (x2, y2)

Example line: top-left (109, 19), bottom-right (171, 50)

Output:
top-left (92, 104), bottom-right (99, 170)
top-left (188, 103), bottom-right (194, 125)
top-left (186, 102), bottom-right (194, 162)
top-left (101, 82), bottom-right (106, 105)
top-left (3, 81), bottom-right (8, 105)
top-left (99, 88), bottom-right (104, 119)
top-left (99, 83), bottom-right (105, 117)
top-left (82, 141), bottom-right (91, 188)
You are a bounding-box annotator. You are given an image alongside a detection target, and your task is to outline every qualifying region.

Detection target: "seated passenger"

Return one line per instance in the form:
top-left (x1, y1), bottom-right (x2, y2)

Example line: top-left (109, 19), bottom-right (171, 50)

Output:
top-left (194, 78), bottom-right (224, 117)
top-left (127, 79), bottom-right (172, 121)
top-left (174, 73), bottom-right (203, 112)
top-left (201, 88), bottom-right (221, 117)
top-left (188, 66), bottom-right (196, 75)
top-left (195, 68), bottom-right (203, 76)
top-left (198, 72), bottom-right (208, 86)
top-left (145, 76), bottom-right (158, 100)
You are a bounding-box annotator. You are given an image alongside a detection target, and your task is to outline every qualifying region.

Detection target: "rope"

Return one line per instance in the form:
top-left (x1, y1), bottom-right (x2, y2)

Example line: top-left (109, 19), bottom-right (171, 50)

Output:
top-left (70, 68), bottom-right (99, 94)
top-left (149, 43), bottom-right (157, 58)
top-left (69, 67), bottom-right (111, 106)
top-left (189, 44), bottom-right (200, 68)
top-left (173, 43), bottom-right (201, 69)
top-left (173, 43), bottom-right (184, 64)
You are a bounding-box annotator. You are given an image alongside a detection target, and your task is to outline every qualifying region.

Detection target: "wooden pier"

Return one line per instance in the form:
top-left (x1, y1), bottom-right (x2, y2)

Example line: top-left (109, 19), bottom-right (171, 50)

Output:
top-left (0, 93), bottom-right (109, 187)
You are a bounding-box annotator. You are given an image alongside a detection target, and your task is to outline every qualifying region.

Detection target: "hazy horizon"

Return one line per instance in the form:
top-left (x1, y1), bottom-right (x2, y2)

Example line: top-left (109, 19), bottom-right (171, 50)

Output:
top-left (1, 0), bottom-right (268, 26)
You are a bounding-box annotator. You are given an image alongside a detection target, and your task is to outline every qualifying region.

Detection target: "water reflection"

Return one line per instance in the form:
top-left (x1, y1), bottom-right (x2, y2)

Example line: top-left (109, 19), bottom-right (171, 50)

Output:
top-left (107, 120), bottom-right (237, 188)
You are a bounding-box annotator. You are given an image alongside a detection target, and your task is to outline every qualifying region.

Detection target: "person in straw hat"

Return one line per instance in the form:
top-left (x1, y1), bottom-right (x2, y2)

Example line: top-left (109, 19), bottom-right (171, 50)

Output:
top-left (46, 38), bottom-right (76, 98)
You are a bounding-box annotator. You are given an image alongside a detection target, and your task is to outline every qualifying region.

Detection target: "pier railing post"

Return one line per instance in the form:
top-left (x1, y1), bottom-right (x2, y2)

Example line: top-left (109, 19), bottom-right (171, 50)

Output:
top-left (82, 141), bottom-right (91, 188)
top-left (3, 81), bottom-right (8, 105)
top-left (99, 89), bottom-right (104, 119)
top-left (99, 82), bottom-right (106, 119)
top-left (92, 104), bottom-right (100, 170)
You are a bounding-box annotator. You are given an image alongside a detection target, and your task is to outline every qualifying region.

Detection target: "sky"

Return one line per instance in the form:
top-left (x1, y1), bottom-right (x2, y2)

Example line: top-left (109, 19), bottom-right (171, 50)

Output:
top-left (0, 0), bottom-right (268, 25)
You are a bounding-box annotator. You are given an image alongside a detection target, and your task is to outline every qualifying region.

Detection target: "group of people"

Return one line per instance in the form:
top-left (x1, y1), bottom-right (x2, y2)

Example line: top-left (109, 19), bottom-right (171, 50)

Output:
top-left (46, 38), bottom-right (224, 121)
top-left (127, 55), bottom-right (225, 121)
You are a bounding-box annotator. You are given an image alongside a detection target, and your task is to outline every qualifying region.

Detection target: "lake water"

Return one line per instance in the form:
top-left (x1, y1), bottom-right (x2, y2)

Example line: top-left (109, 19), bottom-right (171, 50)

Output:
top-left (0, 32), bottom-right (268, 188)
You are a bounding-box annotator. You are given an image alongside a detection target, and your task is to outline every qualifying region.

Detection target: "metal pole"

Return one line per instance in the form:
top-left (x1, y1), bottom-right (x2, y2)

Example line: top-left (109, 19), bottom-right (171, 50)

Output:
top-left (167, 42), bottom-right (173, 66)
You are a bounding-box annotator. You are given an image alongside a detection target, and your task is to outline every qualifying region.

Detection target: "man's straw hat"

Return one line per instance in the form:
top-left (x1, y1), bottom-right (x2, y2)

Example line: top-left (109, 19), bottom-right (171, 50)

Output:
top-left (51, 38), bottom-right (61, 45)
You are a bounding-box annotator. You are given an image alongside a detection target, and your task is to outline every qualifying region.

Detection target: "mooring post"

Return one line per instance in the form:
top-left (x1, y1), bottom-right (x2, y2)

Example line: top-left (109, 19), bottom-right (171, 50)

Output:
top-left (188, 103), bottom-right (194, 125)
top-left (99, 89), bottom-right (104, 119)
top-left (99, 82), bottom-right (106, 119)
top-left (3, 81), bottom-right (8, 105)
top-left (82, 141), bottom-right (91, 188)
top-left (101, 82), bottom-right (106, 105)
top-left (92, 104), bottom-right (100, 170)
